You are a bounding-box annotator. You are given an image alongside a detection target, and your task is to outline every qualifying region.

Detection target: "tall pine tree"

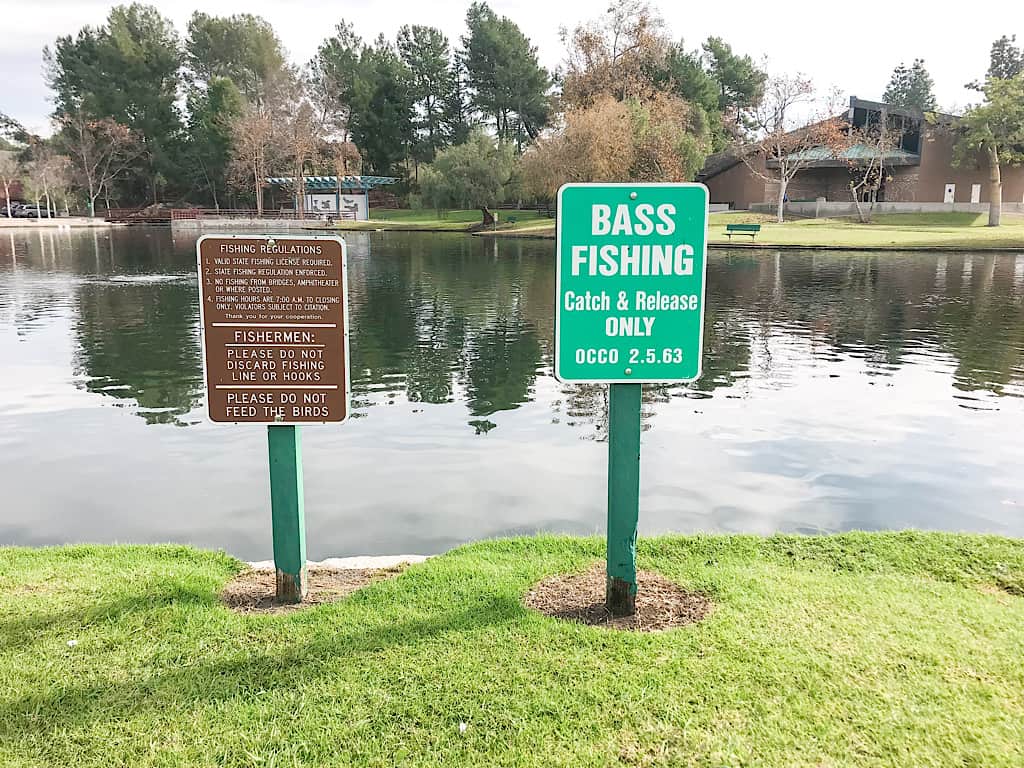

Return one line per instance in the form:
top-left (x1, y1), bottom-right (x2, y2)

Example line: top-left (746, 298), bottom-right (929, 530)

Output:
top-left (462, 1), bottom-right (550, 151)
top-left (46, 3), bottom-right (184, 203)
top-left (883, 59), bottom-right (937, 110)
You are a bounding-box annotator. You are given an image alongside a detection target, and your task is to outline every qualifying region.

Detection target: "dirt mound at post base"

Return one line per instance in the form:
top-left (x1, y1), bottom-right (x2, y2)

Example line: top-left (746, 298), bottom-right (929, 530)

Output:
top-left (524, 564), bottom-right (711, 632)
top-left (221, 566), bottom-right (400, 614)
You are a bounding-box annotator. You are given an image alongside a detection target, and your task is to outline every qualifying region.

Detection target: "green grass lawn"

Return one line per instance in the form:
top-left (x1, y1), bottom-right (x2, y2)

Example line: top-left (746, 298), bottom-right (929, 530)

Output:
top-left (2, 532), bottom-right (1024, 766)
top-left (707, 212), bottom-right (1024, 248)
top-left (345, 209), bottom-right (1024, 248)
top-left (334, 208), bottom-right (550, 232)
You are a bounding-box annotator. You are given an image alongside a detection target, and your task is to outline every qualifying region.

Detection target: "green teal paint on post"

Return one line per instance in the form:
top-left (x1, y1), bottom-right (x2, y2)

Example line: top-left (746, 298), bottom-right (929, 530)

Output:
top-left (606, 382), bottom-right (642, 615)
top-left (267, 424), bottom-right (307, 602)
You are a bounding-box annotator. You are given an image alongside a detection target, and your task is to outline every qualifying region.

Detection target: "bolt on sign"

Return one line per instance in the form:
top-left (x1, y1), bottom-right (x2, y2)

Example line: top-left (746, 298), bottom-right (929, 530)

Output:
top-left (197, 234), bottom-right (349, 424)
top-left (555, 183), bottom-right (709, 384)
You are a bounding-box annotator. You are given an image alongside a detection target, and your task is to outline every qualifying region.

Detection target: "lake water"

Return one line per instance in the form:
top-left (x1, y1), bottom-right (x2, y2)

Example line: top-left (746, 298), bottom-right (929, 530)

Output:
top-left (1, 228), bottom-right (1023, 559)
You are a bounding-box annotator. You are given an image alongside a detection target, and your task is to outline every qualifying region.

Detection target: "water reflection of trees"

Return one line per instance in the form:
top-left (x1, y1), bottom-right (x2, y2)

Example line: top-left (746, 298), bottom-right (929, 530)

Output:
top-left (48, 230), bottom-right (1024, 433)
top-left (701, 251), bottom-right (1024, 399)
top-left (347, 241), bottom-right (1024, 433)
top-left (74, 281), bottom-right (202, 425)
top-left (464, 315), bottom-right (541, 417)
top-left (348, 234), bottom-right (550, 431)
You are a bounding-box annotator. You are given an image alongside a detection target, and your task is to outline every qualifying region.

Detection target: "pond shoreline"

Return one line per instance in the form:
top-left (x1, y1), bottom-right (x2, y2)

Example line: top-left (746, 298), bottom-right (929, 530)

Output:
top-left (327, 209), bottom-right (1024, 250)
top-left (323, 223), bottom-right (1024, 251)
top-left (0, 217), bottom-right (123, 229)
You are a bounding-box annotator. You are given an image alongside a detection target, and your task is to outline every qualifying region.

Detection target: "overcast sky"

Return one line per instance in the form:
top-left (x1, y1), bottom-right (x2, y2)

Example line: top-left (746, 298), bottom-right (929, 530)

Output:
top-left (1, 0), bottom-right (1018, 134)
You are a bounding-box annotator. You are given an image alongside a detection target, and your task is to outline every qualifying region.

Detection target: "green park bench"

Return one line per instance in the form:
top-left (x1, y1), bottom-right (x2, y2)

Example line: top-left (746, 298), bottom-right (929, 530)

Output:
top-left (725, 223), bottom-right (761, 240)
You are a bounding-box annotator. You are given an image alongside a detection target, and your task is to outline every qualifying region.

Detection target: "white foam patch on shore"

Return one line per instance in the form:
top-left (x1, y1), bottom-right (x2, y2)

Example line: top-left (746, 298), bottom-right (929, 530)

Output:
top-left (247, 555), bottom-right (429, 571)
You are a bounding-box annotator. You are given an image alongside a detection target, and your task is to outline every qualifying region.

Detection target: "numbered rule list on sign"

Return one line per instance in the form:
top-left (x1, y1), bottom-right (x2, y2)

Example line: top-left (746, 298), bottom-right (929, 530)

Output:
top-left (555, 183), bottom-right (709, 384)
top-left (197, 234), bottom-right (349, 423)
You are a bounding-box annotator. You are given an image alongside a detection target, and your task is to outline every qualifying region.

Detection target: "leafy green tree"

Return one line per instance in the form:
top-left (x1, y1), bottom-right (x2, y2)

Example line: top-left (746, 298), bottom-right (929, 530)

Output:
top-left (184, 12), bottom-right (288, 104)
top-left (419, 131), bottom-right (517, 224)
top-left (309, 21), bottom-right (364, 141)
top-left (312, 26), bottom-right (414, 175)
top-left (444, 55), bottom-right (473, 146)
top-left (658, 42), bottom-right (725, 148)
top-left (46, 3), bottom-right (183, 203)
top-left (0, 112), bottom-right (28, 147)
top-left (987, 35), bottom-right (1024, 80)
top-left (882, 59), bottom-right (937, 110)
top-left (349, 37), bottom-right (415, 176)
top-left (954, 75), bottom-right (1024, 226)
top-left (702, 37), bottom-right (766, 123)
top-left (185, 77), bottom-right (243, 208)
top-left (662, 43), bottom-right (719, 115)
top-left (398, 25), bottom-right (456, 165)
top-left (462, 2), bottom-right (551, 150)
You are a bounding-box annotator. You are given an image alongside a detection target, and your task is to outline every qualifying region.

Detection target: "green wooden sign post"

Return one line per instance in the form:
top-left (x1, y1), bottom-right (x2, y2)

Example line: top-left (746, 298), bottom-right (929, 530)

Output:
top-left (196, 234), bottom-right (350, 605)
top-left (555, 183), bottom-right (709, 615)
top-left (268, 424), bottom-right (307, 601)
top-left (606, 382), bottom-right (642, 613)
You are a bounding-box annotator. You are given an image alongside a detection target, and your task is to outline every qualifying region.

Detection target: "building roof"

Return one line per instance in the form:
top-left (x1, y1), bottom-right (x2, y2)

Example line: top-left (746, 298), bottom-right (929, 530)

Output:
top-left (697, 151), bottom-right (744, 181)
top-left (775, 144), bottom-right (920, 166)
top-left (265, 175), bottom-right (399, 191)
top-left (847, 96), bottom-right (957, 123)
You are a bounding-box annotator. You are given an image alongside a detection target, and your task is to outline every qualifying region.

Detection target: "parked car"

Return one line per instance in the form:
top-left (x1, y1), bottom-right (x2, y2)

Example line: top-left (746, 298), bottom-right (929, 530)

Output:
top-left (1, 203), bottom-right (27, 217)
top-left (14, 205), bottom-right (52, 218)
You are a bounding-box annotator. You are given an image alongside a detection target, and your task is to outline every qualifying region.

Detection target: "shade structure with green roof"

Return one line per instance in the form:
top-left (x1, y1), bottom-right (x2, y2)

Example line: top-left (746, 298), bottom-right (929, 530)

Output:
top-left (264, 175), bottom-right (399, 220)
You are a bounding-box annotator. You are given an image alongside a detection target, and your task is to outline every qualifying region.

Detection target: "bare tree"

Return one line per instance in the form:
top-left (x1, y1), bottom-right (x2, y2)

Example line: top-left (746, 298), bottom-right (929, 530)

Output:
top-left (22, 153), bottom-right (53, 220)
top-left (280, 101), bottom-right (323, 217)
top-left (841, 120), bottom-right (905, 223)
top-left (0, 151), bottom-right (21, 218)
top-left (47, 153), bottom-right (75, 216)
top-left (739, 75), bottom-right (846, 222)
top-left (30, 143), bottom-right (74, 217)
top-left (59, 111), bottom-right (142, 217)
top-left (229, 102), bottom-right (275, 215)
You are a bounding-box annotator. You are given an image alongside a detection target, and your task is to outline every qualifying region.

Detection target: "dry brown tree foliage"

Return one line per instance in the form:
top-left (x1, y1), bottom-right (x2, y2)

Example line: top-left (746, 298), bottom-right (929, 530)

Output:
top-left (521, 93), bottom-right (707, 199)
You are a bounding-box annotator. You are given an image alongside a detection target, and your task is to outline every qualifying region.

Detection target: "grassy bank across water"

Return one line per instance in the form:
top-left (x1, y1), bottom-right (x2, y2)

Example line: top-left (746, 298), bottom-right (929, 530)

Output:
top-left (2, 532), bottom-right (1023, 766)
top-left (341, 209), bottom-right (1024, 249)
top-left (332, 207), bottom-right (552, 233)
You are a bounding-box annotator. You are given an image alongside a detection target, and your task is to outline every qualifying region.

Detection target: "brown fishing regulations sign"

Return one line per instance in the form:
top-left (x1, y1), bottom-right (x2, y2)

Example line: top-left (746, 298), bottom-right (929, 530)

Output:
top-left (196, 234), bottom-right (349, 424)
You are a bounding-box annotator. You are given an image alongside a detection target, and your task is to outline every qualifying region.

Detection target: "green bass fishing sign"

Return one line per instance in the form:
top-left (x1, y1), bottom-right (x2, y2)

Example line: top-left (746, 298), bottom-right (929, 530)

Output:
top-left (555, 183), bottom-right (709, 384)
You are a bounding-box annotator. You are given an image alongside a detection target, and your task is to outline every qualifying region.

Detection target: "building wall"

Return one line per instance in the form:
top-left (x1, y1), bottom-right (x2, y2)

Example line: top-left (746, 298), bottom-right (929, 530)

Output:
top-left (704, 156), bottom-right (767, 209)
top-left (305, 192), bottom-right (369, 220)
top-left (913, 126), bottom-right (1024, 204)
top-left (702, 126), bottom-right (1024, 209)
top-left (752, 201), bottom-right (1024, 216)
top-left (777, 169), bottom-right (855, 203)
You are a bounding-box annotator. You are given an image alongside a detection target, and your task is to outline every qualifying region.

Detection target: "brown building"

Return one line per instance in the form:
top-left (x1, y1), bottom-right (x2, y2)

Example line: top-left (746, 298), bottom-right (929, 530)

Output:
top-left (699, 98), bottom-right (1024, 212)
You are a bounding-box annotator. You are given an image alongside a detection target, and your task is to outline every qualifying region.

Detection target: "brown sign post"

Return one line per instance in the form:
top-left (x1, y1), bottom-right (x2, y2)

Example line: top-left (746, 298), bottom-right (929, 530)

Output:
top-left (197, 233), bottom-right (349, 424)
top-left (197, 234), bottom-right (350, 602)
